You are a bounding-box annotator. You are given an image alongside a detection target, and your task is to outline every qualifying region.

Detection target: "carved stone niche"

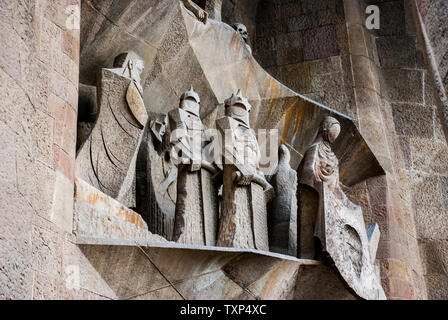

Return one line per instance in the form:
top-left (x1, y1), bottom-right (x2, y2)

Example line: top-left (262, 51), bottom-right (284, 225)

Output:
top-left (75, 52), bottom-right (148, 205)
top-left (297, 116), bottom-right (385, 300)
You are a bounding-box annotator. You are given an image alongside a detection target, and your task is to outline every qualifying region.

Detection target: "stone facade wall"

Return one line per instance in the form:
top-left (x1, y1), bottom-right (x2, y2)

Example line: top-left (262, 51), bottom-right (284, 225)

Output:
top-left (357, 0), bottom-right (432, 300)
top-left (0, 0), bottom-right (81, 299)
top-left (250, 0), bottom-right (448, 299)
top-left (412, 0), bottom-right (448, 300)
top-left (416, 0), bottom-right (448, 98)
top-left (1, 0), bottom-right (447, 300)
top-left (253, 0), bottom-right (355, 117)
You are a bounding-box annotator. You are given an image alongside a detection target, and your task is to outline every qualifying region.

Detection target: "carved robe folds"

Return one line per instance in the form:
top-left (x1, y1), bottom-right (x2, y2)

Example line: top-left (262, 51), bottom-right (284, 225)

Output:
top-left (216, 92), bottom-right (272, 251)
top-left (269, 145), bottom-right (298, 256)
top-left (169, 104), bottom-right (218, 246)
top-left (298, 116), bottom-right (385, 300)
top-left (75, 52), bottom-right (147, 203)
top-left (136, 114), bottom-right (177, 241)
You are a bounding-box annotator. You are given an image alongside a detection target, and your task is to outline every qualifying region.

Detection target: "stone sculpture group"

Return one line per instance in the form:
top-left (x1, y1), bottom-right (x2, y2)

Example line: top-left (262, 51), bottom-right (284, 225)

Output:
top-left (75, 0), bottom-right (385, 300)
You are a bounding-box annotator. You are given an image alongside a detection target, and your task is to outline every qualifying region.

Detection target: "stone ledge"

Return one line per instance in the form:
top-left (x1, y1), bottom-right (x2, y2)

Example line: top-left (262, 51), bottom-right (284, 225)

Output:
top-left (74, 177), bottom-right (322, 265)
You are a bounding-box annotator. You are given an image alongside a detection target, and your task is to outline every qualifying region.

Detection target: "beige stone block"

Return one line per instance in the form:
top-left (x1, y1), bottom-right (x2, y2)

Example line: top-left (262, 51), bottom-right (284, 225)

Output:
top-left (0, 19), bottom-right (22, 81)
top-left (410, 138), bottom-right (448, 175)
top-left (143, 247), bottom-right (240, 284)
top-left (50, 70), bottom-right (78, 106)
top-left (347, 24), bottom-right (367, 56)
top-left (42, 0), bottom-right (79, 30)
top-left (0, 183), bottom-right (34, 299)
top-left (355, 87), bottom-right (381, 122)
top-left (0, 68), bottom-right (34, 148)
top-left (77, 245), bottom-right (169, 299)
top-left (50, 172), bottom-right (74, 234)
top-left (0, 121), bottom-right (17, 185)
top-left (61, 241), bottom-right (117, 299)
top-left (17, 141), bottom-right (55, 218)
top-left (247, 260), bottom-right (300, 300)
top-left (309, 56), bottom-right (342, 76)
top-left (175, 271), bottom-right (246, 300)
top-left (22, 57), bottom-right (51, 113)
top-left (343, 0), bottom-right (364, 25)
top-left (54, 145), bottom-right (74, 181)
top-left (39, 16), bottom-right (62, 67)
top-left (380, 259), bottom-right (410, 281)
top-left (131, 286), bottom-right (183, 300)
top-left (33, 109), bottom-right (54, 167)
top-left (425, 275), bottom-right (448, 299)
top-left (63, 30), bottom-right (80, 64)
top-left (32, 270), bottom-right (59, 300)
top-left (359, 119), bottom-right (391, 160)
top-left (61, 51), bottom-right (79, 86)
top-left (31, 225), bottom-right (63, 276)
top-left (352, 55), bottom-right (376, 92)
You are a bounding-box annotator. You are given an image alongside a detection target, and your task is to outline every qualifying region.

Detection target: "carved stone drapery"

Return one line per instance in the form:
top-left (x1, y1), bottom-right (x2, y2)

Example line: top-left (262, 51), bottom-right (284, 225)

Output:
top-left (169, 88), bottom-right (219, 246)
top-left (269, 145), bottom-right (298, 256)
top-left (297, 116), bottom-right (385, 300)
top-left (216, 91), bottom-right (272, 251)
top-left (136, 114), bottom-right (177, 241)
top-left (75, 52), bottom-right (147, 202)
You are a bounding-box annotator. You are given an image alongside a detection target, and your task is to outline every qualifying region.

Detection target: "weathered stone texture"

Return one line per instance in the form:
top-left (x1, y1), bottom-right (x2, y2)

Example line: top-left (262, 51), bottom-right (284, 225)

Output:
top-left (2, 0), bottom-right (448, 300)
top-left (0, 0), bottom-right (80, 299)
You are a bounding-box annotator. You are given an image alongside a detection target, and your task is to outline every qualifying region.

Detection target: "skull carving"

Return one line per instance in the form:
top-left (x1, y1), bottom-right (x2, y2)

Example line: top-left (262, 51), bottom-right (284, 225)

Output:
top-left (232, 23), bottom-right (248, 43)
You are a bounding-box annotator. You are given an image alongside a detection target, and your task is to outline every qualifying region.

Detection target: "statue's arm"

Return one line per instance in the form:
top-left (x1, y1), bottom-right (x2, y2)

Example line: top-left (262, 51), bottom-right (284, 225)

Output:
top-left (181, 0), bottom-right (208, 23)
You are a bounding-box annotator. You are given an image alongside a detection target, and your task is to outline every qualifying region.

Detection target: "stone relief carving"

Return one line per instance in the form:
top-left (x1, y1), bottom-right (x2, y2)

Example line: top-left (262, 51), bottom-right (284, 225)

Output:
top-left (202, 0), bottom-right (223, 21)
top-left (269, 145), bottom-right (298, 256)
top-left (168, 87), bottom-right (219, 246)
top-left (73, 50), bottom-right (385, 300)
top-left (297, 116), bottom-right (385, 299)
top-left (75, 52), bottom-right (148, 203)
top-left (71, 7), bottom-right (391, 300)
top-left (112, 52), bottom-right (148, 127)
top-left (232, 23), bottom-right (252, 54)
top-left (136, 113), bottom-right (177, 240)
top-left (216, 90), bottom-right (273, 251)
top-left (181, 0), bottom-right (208, 24)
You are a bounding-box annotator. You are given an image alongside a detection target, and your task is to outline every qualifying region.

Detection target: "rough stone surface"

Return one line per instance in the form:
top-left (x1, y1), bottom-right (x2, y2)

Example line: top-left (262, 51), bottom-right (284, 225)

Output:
top-left (269, 145), bottom-right (298, 256)
top-left (2, 0), bottom-right (448, 300)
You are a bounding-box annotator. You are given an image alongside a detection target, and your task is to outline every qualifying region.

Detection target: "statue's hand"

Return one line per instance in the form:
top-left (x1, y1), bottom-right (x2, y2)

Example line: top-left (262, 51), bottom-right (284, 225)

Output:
top-left (233, 171), bottom-right (253, 186)
top-left (197, 9), bottom-right (205, 21)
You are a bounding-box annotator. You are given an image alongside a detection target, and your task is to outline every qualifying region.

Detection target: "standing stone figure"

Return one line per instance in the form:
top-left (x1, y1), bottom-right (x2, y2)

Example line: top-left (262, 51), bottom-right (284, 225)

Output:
top-left (136, 113), bottom-right (177, 241)
top-left (75, 52), bottom-right (148, 202)
top-left (269, 145), bottom-right (298, 256)
top-left (216, 90), bottom-right (273, 251)
top-left (168, 87), bottom-right (219, 246)
top-left (298, 116), bottom-right (385, 300)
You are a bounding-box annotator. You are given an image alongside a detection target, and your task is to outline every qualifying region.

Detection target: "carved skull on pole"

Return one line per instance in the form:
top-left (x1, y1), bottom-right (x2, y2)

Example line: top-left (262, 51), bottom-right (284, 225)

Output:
top-left (232, 23), bottom-right (252, 54)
